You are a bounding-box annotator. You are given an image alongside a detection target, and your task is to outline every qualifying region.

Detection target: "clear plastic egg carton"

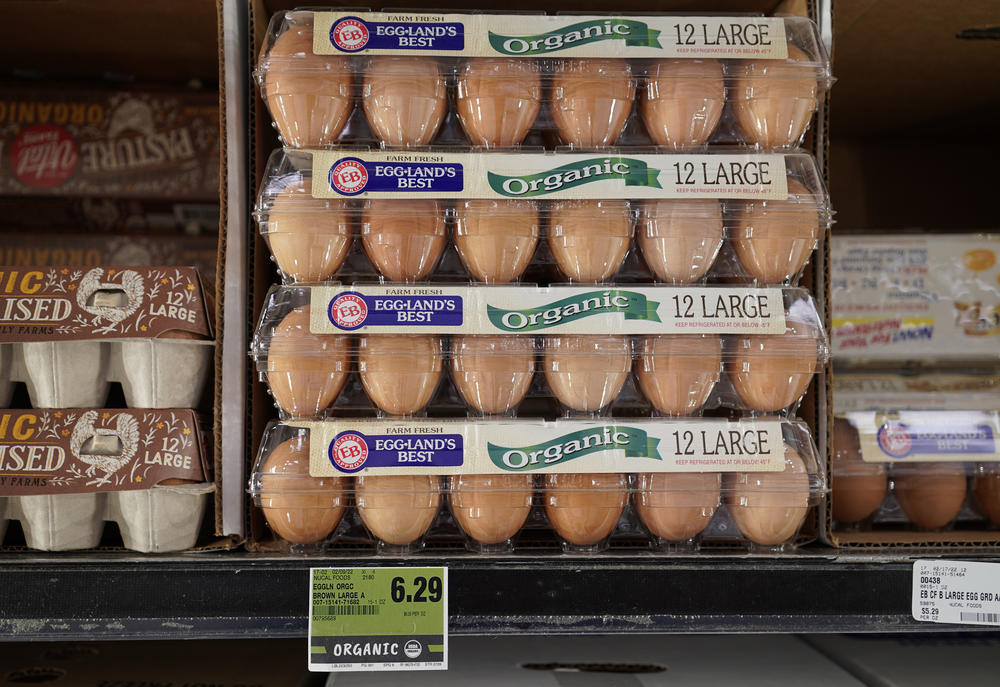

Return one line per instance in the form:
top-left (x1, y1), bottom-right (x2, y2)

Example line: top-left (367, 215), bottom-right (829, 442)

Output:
top-left (257, 11), bottom-right (832, 150)
top-left (0, 339), bottom-right (212, 409)
top-left (832, 411), bottom-right (1000, 534)
top-left (252, 284), bottom-right (829, 419)
top-left (257, 148), bottom-right (831, 287)
top-left (249, 417), bottom-right (825, 554)
top-left (0, 484), bottom-right (214, 552)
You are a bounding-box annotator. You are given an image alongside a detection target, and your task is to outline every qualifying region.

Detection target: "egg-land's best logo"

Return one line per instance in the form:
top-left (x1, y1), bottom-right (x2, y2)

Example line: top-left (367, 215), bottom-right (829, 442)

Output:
top-left (330, 158), bottom-right (369, 195)
top-left (330, 17), bottom-right (370, 51)
top-left (877, 421), bottom-right (913, 458)
top-left (329, 292), bottom-right (368, 330)
top-left (330, 432), bottom-right (370, 472)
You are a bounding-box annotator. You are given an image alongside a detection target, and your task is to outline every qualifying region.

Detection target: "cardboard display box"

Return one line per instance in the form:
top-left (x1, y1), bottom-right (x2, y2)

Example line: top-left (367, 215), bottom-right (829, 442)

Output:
top-left (825, 0), bottom-right (1000, 550)
top-left (243, 0), bottom-right (832, 551)
top-left (0, 0), bottom-right (241, 545)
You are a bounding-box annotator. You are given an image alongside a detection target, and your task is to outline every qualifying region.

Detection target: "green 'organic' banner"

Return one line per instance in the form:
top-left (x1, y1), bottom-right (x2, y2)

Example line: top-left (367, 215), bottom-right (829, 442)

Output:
top-left (488, 426), bottom-right (662, 471)
top-left (487, 290), bottom-right (661, 332)
top-left (488, 19), bottom-right (662, 55)
top-left (487, 157), bottom-right (662, 198)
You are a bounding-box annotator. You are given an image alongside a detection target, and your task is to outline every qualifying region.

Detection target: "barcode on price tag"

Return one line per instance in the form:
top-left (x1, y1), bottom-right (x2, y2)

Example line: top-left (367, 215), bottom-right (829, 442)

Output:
top-left (912, 560), bottom-right (1000, 626)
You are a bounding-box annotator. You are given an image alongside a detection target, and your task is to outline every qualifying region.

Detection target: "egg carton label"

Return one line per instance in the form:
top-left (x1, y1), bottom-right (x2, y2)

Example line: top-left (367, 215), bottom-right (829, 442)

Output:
top-left (0, 409), bottom-right (208, 495)
top-left (847, 410), bottom-right (1000, 463)
top-left (832, 234), bottom-right (1000, 363)
top-left (0, 87), bottom-right (219, 199)
top-left (913, 560), bottom-right (1000, 627)
top-left (833, 373), bottom-right (1000, 413)
top-left (299, 419), bottom-right (786, 477)
top-left (310, 285), bottom-right (786, 335)
top-left (312, 151), bottom-right (789, 201)
top-left (0, 266), bottom-right (212, 342)
top-left (313, 13), bottom-right (787, 59)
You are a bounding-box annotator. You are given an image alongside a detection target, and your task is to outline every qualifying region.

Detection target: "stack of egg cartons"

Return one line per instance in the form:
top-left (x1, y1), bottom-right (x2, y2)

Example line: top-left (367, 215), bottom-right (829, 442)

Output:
top-left (248, 9), bottom-right (834, 554)
top-left (830, 233), bottom-right (1000, 546)
top-left (0, 266), bottom-right (215, 552)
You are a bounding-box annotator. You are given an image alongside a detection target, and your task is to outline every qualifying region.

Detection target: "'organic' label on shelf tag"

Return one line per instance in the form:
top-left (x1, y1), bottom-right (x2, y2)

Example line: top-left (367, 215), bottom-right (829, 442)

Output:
top-left (310, 286), bottom-right (787, 335)
top-left (309, 567), bottom-right (448, 672)
top-left (912, 560), bottom-right (1000, 627)
top-left (297, 419), bottom-right (786, 477)
top-left (313, 13), bottom-right (787, 59)
top-left (848, 410), bottom-right (1000, 463)
top-left (311, 151), bottom-right (788, 201)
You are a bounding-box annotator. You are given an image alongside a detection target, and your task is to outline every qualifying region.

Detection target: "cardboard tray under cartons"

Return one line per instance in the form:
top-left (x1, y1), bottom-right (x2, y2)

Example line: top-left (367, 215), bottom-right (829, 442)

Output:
top-left (243, 0), bottom-right (832, 551)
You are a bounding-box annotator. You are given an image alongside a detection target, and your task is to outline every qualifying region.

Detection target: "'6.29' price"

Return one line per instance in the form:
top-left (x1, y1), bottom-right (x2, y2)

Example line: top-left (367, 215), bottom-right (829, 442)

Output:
top-left (390, 575), bottom-right (443, 603)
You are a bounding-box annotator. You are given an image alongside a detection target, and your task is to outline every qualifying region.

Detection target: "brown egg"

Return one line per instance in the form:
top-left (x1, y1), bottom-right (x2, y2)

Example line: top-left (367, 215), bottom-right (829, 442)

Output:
top-left (963, 249), bottom-right (997, 272)
top-left (726, 443), bottom-right (810, 546)
top-left (635, 472), bottom-right (721, 542)
top-left (973, 470), bottom-right (1000, 526)
top-left (831, 417), bottom-right (887, 524)
top-left (363, 56), bottom-right (447, 146)
top-left (448, 474), bottom-right (534, 546)
top-left (544, 473), bottom-right (627, 547)
top-left (260, 20), bottom-right (353, 148)
top-left (635, 334), bottom-right (721, 415)
top-left (728, 318), bottom-right (819, 412)
top-left (551, 59), bottom-right (635, 147)
top-left (639, 199), bottom-right (724, 283)
top-left (456, 58), bottom-right (541, 147)
top-left (451, 335), bottom-right (535, 415)
top-left (359, 335), bottom-right (442, 415)
top-left (259, 435), bottom-right (348, 545)
top-left (454, 199), bottom-right (539, 283)
top-left (548, 200), bottom-right (632, 282)
top-left (894, 462), bottom-right (967, 530)
top-left (733, 179), bottom-right (820, 284)
top-left (266, 306), bottom-right (351, 417)
top-left (641, 59), bottom-right (725, 148)
top-left (361, 199), bottom-right (446, 281)
top-left (356, 474), bottom-right (441, 546)
top-left (265, 178), bottom-right (352, 282)
top-left (544, 335), bottom-right (631, 412)
top-left (732, 44), bottom-right (819, 148)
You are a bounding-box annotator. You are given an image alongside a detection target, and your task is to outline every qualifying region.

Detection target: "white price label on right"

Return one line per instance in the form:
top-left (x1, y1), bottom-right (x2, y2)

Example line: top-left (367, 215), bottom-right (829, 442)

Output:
top-left (912, 560), bottom-right (1000, 626)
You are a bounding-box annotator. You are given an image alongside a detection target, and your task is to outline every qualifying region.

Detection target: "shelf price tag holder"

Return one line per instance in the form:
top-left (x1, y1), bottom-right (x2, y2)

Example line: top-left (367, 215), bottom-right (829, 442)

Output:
top-left (309, 567), bottom-right (448, 672)
top-left (912, 560), bottom-right (1000, 627)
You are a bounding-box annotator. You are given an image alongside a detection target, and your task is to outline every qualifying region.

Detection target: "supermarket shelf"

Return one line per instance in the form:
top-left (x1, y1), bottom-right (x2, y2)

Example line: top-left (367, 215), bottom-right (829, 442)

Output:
top-left (2, 551), bottom-right (999, 640)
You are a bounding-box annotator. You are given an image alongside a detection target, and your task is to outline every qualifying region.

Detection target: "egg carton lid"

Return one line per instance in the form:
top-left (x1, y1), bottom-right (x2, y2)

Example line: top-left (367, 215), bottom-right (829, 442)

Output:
top-left (256, 10), bottom-right (831, 78)
top-left (255, 148), bottom-right (831, 211)
top-left (834, 410), bottom-right (1000, 475)
top-left (250, 283), bottom-right (829, 355)
top-left (249, 416), bottom-right (826, 494)
top-left (833, 372), bottom-right (1000, 413)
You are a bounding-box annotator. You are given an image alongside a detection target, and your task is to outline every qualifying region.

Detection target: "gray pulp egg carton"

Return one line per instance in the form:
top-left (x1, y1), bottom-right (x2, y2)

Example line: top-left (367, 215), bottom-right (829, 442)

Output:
top-left (3, 338), bottom-right (213, 409)
top-left (0, 266), bottom-right (214, 409)
top-left (0, 408), bottom-right (213, 552)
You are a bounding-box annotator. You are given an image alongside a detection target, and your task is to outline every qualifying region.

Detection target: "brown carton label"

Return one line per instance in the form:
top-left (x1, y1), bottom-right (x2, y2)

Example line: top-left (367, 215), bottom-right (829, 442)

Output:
top-left (0, 87), bottom-right (219, 199)
top-left (0, 233), bottom-right (219, 291)
top-left (0, 409), bottom-right (208, 495)
top-left (0, 266), bottom-right (212, 341)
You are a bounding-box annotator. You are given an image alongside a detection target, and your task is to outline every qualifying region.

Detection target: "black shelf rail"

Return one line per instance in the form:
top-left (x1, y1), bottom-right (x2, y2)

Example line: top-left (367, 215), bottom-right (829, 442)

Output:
top-left (1, 551), bottom-right (996, 640)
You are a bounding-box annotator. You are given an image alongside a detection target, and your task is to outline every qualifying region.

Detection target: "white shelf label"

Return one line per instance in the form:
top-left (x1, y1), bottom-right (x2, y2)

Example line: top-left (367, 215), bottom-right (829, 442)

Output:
top-left (912, 560), bottom-right (1000, 626)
